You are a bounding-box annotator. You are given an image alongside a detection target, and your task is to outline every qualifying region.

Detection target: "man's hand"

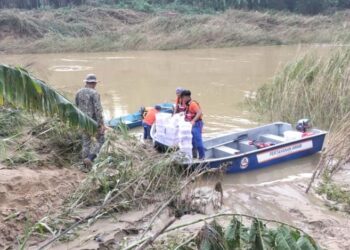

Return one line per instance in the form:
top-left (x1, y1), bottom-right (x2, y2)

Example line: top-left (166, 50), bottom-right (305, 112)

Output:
top-left (191, 120), bottom-right (195, 126)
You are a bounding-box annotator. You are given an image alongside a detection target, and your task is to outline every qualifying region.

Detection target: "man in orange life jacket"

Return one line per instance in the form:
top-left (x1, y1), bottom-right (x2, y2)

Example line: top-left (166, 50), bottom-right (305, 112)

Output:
top-left (142, 105), bottom-right (161, 140)
top-left (174, 87), bottom-right (186, 114)
top-left (180, 90), bottom-right (205, 160)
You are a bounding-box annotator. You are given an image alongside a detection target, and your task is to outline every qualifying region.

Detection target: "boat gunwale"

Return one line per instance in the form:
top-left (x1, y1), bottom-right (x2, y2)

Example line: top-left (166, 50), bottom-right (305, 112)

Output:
top-left (191, 130), bottom-right (327, 165)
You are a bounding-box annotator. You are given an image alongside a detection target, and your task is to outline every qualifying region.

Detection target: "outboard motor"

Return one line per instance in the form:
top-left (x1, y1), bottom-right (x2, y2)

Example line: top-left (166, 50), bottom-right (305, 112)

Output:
top-left (296, 119), bottom-right (311, 132)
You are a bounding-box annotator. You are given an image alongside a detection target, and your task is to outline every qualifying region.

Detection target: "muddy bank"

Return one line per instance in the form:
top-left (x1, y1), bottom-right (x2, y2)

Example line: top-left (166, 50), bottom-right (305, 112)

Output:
top-left (0, 165), bottom-right (84, 248)
top-left (45, 167), bottom-right (350, 250)
top-left (1, 6), bottom-right (350, 54)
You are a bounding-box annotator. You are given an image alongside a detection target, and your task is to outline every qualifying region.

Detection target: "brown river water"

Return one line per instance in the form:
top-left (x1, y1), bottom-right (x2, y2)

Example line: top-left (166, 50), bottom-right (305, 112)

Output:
top-left (2, 44), bottom-right (327, 183)
top-left (2, 45), bottom-right (311, 133)
top-left (3, 46), bottom-right (350, 250)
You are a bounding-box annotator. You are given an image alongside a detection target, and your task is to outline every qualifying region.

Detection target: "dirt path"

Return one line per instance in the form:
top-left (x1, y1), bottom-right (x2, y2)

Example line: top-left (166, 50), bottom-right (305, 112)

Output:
top-left (0, 165), bottom-right (84, 249)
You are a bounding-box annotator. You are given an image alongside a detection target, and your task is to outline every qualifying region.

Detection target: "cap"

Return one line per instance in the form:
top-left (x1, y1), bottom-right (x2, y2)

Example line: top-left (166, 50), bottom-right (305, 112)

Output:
top-left (84, 74), bottom-right (99, 83)
top-left (176, 87), bottom-right (185, 95)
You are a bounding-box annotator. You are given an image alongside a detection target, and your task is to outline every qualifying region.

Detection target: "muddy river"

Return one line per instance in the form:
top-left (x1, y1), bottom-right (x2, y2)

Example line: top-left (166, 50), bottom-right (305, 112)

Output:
top-left (2, 45), bottom-right (316, 132)
top-left (2, 44), bottom-right (328, 183)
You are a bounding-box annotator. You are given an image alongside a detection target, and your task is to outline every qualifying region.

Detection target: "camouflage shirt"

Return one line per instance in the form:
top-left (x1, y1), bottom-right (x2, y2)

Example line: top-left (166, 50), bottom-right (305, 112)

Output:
top-left (75, 87), bottom-right (104, 126)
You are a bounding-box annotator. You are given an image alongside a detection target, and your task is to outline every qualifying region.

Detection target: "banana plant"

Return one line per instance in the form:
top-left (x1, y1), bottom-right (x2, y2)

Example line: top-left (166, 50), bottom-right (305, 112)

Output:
top-left (194, 217), bottom-right (321, 250)
top-left (0, 64), bottom-right (97, 134)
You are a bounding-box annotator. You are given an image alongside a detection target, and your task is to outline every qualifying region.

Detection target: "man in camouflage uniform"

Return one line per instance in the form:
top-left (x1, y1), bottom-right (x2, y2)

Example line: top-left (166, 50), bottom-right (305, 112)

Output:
top-left (75, 74), bottom-right (105, 169)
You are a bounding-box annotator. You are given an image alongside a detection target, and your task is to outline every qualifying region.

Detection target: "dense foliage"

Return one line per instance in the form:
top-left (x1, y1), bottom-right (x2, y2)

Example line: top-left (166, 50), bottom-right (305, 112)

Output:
top-left (249, 48), bottom-right (350, 130)
top-left (171, 0), bottom-right (350, 14)
top-left (0, 0), bottom-right (350, 14)
top-left (189, 217), bottom-right (321, 250)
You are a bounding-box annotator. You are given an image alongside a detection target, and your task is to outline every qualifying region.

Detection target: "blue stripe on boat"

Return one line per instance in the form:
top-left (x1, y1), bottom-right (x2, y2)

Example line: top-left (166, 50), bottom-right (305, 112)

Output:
top-left (154, 122), bottom-right (327, 174)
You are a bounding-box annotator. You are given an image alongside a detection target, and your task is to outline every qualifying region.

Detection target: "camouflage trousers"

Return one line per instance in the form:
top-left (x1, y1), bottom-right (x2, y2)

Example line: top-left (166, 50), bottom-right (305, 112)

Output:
top-left (81, 131), bottom-right (105, 159)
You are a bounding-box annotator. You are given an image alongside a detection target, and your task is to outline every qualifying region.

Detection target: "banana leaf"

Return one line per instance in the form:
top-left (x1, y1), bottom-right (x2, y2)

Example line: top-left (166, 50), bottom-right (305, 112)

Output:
top-left (297, 236), bottom-right (318, 250)
top-left (278, 226), bottom-right (301, 250)
top-left (196, 220), bottom-right (225, 250)
top-left (224, 217), bottom-right (243, 249)
top-left (249, 218), bottom-right (274, 250)
top-left (0, 64), bottom-right (97, 134)
top-left (274, 230), bottom-right (292, 250)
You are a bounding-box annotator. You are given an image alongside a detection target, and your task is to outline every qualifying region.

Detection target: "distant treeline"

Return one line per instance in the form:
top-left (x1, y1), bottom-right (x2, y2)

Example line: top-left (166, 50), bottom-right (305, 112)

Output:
top-left (0, 0), bottom-right (84, 9)
top-left (174, 0), bottom-right (350, 14)
top-left (1, 0), bottom-right (350, 14)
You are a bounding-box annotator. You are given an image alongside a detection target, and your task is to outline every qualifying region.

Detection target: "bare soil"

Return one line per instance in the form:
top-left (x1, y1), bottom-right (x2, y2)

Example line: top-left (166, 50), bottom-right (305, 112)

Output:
top-left (0, 165), bottom-right (84, 249)
top-left (46, 168), bottom-right (350, 250)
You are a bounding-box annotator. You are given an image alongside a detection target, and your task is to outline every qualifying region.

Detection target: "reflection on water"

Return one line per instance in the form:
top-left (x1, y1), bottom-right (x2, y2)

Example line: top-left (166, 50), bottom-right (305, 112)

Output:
top-left (222, 154), bottom-right (320, 185)
top-left (197, 154), bottom-right (320, 187)
top-left (60, 58), bottom-right (89, 62)
top-left (49, 65), bottom-right (92, 72)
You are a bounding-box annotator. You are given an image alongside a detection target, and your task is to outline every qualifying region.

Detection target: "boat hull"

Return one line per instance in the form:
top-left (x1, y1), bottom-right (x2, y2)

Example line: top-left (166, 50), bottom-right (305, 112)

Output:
top-left (192, 133), bottom-right (326, 174)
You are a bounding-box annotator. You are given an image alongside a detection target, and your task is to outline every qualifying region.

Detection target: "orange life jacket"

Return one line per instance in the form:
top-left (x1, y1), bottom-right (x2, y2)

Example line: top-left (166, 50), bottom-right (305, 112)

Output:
top-left (142, 107), bottom-right (153, 119)
top-left (185, 100), bottom-right (203, 122)
top-left (143, 107), bottom-right (158, 126)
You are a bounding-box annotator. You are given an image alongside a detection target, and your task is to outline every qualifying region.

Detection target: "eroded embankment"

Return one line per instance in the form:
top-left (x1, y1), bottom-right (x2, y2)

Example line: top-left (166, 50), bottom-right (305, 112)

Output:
top-left (1, 6), bottom-right (350, 54)
top-left (47, 167), bottom-right (350, 250)
top-left (0, 165), bottom-right (84, 248)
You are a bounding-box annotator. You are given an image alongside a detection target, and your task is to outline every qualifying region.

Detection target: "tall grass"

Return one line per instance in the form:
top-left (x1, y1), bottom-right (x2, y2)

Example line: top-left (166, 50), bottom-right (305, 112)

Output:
top-left (1, 7), bottom-right (350, 53)
top-left (249, 47), bottom-right (350, 130)
top-left (0, 107), bottom-right (28, 136)
top-left (250, 46), bottom-right (350, 195)
top-left (0, 108), bottom-right (83, 167)
top-left (307, 112), bottom-right (350, 195)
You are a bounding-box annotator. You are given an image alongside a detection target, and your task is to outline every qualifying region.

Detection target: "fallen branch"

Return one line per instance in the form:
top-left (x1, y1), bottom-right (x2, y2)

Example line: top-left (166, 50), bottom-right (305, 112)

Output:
top-left (38, 166), bottom-right (154, 250)
top-left (305, 156), bottom-right (324, 193)
top-left (174, 234), bottom-right (196, 250)
top-left (135, 217), bottom-right (177, 250)
top-left (139, 163), bottom-right (224, 239)
top-left (306, 114), bottom-right (350, 193)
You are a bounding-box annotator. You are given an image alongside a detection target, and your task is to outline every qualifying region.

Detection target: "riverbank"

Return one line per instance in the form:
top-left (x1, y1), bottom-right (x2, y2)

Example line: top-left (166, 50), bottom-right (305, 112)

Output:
top-left (0, 107), bottom-right (348, 249)
top-left (1, 6), bottom-right (350, 54)
top-left (29, 164), bottom-right (350, 249)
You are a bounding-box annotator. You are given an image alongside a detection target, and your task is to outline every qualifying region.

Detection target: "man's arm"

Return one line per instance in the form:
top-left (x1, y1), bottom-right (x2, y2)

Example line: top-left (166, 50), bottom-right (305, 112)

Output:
top-left (191, 109), bottom-right (202, 124)
top-left (190, 102), bottom-right (202, 125)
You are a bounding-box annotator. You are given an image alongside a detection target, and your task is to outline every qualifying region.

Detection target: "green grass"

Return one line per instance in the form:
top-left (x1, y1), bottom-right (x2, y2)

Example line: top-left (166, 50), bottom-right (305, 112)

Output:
top-left (317, 174), bottom-right (350, 212)
top-left (318, 182), bottom-right (350, 207)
